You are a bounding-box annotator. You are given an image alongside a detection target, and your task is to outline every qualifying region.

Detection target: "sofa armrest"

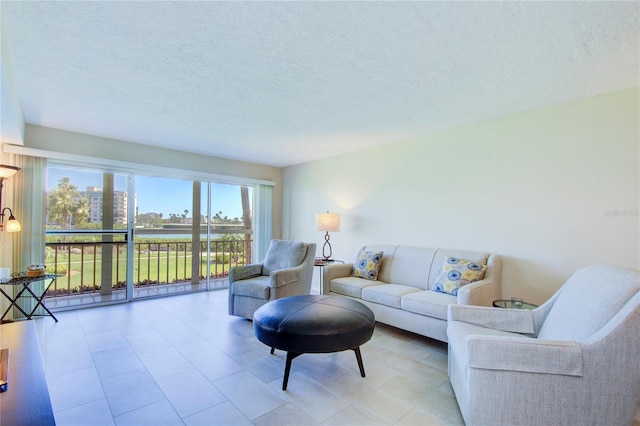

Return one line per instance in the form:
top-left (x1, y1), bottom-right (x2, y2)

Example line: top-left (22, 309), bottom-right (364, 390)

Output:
top-left (467, 335), bottom-right (583, 376)
top-left (229, 264), bottom-right (263, 283)
top-left (456, 277), bottom-right (497, 306)
top-left (322, 263), bottom-right (354, 294)
top-left (448, 304), bottom-right (536, 334)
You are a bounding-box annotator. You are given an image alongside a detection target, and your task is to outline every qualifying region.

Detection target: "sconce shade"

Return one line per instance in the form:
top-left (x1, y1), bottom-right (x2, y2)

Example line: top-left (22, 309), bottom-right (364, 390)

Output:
top-left (316, 212), bottom-right (340, 232)
top-left (0, 165), bottom-right (20, 180)
top-left (0, 166), bottom-right (20, 232)
top-left (1, 208), bottom-right (21, 232)
top-left (5, 215), bottom-right (21, 233)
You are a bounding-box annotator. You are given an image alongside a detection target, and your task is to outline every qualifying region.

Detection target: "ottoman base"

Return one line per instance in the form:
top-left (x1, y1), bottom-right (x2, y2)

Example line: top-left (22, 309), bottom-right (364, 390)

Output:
top-left (274, 347), bottom-right (366, 391)
top-left (254, 295), bottom-right (375, 391)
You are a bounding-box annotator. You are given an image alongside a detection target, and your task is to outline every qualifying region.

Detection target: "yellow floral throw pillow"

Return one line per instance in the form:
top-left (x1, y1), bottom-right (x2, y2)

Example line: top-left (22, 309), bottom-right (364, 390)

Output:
top-left (352, 249), bottom-right (384, 280)
top-left (433, 257), bottom-right (487, 296)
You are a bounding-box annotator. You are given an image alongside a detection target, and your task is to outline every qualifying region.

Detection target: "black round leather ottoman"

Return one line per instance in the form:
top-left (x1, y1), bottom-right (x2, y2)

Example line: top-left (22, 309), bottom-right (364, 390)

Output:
top-left (253, 294), bottom-right (375, 390)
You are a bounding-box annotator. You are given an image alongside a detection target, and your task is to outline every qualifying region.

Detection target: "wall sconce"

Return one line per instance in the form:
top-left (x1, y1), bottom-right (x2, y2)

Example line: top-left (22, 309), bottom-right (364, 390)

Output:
top-left (0, 165), bottom-right (21, 233)
top-left (315, 211), bottom-right (340, 260)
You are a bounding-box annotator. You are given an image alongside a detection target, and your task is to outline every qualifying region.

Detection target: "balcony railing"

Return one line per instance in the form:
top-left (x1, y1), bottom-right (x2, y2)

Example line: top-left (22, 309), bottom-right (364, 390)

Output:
top-left (44, 239), bottom-right (251, 297)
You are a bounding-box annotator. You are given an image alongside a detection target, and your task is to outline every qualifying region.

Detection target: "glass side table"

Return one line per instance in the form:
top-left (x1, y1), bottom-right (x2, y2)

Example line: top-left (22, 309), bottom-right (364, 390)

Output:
top-left (314, 258), bottom-right (344, 295)
top-left (492, 299), bottom-right (539, 310)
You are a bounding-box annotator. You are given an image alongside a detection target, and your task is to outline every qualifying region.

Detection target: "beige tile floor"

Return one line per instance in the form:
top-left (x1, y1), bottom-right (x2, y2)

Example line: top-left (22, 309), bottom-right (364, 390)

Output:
top-left (35, 287), bottom-right (461, 426)
top-left (35, 287), bottom-right (640, 426)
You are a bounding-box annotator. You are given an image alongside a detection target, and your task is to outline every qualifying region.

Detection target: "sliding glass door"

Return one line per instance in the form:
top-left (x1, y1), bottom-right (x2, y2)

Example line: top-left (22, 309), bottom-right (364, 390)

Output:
top-left (133, 177), bottom-right (254, 297)
top-left (44, 163), bottom-right (258, 307)
top-left (206, 183), bottom-right (254, 290)
top-left (45, 165), bottom-right (131, 309)
top-left (132, 176), bottom-right (205, 298)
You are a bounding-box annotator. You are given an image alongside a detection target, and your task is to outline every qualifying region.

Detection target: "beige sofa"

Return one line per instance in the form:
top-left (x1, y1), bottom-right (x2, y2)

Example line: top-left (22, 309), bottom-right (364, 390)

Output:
top-left (322, 245), bottom-right (501, 342)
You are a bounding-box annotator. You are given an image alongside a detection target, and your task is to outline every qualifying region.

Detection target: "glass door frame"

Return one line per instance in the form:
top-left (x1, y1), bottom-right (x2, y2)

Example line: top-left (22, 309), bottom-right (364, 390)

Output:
top-left (126, 172), bottom-right (135, 300)
top-left (44, 164), bottom-right (134, 308)
top-left (44, 159), bottom-right (269, 307)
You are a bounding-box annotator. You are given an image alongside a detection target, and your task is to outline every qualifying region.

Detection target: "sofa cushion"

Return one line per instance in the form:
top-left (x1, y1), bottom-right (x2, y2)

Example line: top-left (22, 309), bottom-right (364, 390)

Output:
top-left (231, 276), bottom-right (270, 299)
top-left (330, 276), bottom-right (383, 298)
top-left (433, 257), bottom-right (487, 296)
top-left (386, 246), bottom-right (436, 290)
top-left (362, 284), bottom-right (421, 309)
top-left (401, 290), bottom-right (456, 320)
top-left (352, 249), bottom-right (384, 280)
top-left (263, 240), bottom-right (307, 276)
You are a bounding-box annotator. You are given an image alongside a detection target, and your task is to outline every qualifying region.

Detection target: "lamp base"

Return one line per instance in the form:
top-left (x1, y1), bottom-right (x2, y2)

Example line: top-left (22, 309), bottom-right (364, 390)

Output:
top-left (322, 232), bottom-right (332, 260)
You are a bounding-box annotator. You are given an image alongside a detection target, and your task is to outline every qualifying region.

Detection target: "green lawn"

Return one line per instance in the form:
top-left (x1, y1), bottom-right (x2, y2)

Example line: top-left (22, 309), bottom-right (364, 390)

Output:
top-left (46, 248), bottom-right (245, 295)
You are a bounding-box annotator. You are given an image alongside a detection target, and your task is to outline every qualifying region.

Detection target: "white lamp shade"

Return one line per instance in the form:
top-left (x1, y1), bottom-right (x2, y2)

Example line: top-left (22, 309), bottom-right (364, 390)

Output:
top-left (316, 212), bottom-right (340, 232)
top-left (0, 165), bottom-right (20, 179)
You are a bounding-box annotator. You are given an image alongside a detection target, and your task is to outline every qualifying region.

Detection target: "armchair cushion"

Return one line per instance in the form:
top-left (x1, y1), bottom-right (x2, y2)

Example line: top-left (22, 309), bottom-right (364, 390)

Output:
top-left (231, 276), bottom-right (271, 300)
top-left (433, 256), bottom-right (487, 296)
top-left (262, 240), bottom-right (306, 275)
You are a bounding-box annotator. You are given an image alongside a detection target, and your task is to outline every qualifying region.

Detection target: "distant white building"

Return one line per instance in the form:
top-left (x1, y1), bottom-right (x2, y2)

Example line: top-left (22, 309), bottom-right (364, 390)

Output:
top-left (82, 186), bottom-right (129, 225)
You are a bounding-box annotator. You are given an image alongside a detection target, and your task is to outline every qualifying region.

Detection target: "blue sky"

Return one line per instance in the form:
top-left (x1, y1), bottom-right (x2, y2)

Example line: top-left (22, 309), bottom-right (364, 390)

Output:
top-left (47, 166), bottom-right (249, 219)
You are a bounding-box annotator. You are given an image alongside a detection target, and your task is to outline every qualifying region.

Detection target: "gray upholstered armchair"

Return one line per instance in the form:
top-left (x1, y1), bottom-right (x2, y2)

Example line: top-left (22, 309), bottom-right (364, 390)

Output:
top-left (447, 264), bottom-right (640, 426)
top-left (228, 239), bottom-right (317, 319)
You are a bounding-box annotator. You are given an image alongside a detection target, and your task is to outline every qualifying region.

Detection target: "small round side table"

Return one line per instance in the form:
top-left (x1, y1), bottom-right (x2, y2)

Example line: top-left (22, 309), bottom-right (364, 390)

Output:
top-left (492, 299), bottom-right (539, 310)
top-left (314, 258), bottom-right (344, 294)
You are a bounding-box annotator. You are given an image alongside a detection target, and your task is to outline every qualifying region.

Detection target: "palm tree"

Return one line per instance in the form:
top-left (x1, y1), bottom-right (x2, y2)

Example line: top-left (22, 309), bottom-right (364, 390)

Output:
top-left (73, 197), bottom-right (90, 227)
top-left (47, 177), bottom-right (89, 228)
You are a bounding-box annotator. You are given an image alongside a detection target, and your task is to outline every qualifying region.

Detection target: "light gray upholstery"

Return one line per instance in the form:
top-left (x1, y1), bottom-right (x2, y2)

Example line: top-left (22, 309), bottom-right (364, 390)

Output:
top-left (323, 245), bottom-right (501, 342)
top-left (228, 240), bottom-right (317, 319)
top-left (447, 264), bottom-right (640, 426)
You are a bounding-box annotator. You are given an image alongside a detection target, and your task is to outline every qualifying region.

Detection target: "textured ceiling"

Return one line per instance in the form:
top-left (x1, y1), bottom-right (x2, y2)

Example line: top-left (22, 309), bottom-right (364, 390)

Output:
top-left (1, 1), bottom-right (638, 167)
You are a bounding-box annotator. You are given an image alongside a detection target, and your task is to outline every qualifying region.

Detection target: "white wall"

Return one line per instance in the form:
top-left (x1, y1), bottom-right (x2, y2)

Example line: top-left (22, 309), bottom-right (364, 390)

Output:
top-left (0, 14), bottom-right (25, 145)
top-left (282, 87), bottom-right (640, 304)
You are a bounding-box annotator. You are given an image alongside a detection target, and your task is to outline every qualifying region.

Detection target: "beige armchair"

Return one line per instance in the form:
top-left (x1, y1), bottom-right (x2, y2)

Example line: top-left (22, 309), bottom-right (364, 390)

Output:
top-left (228, 239), bottom-right (317, 319)
top-left (447, 264), bottom-right (640, 426)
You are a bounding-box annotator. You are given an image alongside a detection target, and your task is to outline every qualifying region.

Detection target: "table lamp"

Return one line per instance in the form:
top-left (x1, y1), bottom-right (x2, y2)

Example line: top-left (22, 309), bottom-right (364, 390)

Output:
top-left (316, 211), bottom-right (340, 260)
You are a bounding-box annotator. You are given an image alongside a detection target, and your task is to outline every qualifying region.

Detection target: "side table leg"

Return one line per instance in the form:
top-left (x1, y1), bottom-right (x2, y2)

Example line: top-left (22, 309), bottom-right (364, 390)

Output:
top-left (0, 288), bottom-right (16, 322)
top-left (27, 294), bottom-right (58, 322)
top-left (0, 287), bottom-right (30, 322)
top-left (23, 278), bottom-right (58, 322)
